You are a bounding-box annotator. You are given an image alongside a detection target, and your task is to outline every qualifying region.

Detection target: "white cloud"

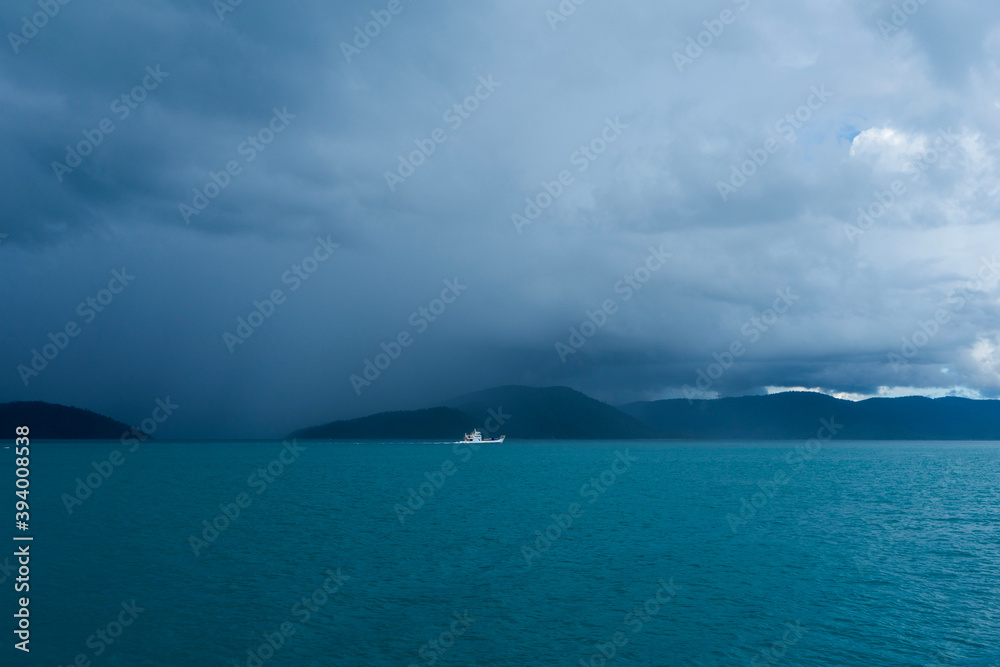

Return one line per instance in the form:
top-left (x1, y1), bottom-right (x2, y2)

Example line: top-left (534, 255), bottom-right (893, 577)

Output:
top-left (849, 127), bottom-right (929, 171)
top-left (765, 385), bottom-right (987, 401)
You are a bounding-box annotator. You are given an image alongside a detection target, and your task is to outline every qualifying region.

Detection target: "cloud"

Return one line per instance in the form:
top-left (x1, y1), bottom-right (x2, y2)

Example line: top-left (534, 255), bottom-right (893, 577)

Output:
top-left (849, 127), bottom-right (929, 170)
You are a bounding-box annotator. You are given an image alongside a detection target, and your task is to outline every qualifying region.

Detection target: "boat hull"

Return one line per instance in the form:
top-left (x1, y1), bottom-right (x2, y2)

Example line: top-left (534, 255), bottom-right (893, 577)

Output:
top-left (457, 435), bottom-right (505, 444)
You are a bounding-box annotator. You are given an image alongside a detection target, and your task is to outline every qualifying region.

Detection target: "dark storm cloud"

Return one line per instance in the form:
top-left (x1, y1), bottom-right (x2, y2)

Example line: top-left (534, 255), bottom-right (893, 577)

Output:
top-left (2, 0), bottom-right (1000, 436)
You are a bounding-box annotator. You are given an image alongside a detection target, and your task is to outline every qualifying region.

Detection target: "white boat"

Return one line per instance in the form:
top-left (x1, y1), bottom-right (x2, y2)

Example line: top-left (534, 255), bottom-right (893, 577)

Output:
top-left (460, 429), bottom-right (505, 444)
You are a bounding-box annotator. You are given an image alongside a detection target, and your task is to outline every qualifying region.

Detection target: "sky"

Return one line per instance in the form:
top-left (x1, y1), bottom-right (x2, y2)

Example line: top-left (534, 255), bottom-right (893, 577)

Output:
top-left (2, 0), bottom-right (1000, 438)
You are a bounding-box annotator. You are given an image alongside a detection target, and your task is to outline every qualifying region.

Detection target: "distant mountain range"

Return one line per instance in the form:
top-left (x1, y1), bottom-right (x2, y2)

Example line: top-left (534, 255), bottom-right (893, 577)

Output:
top-left (0, 401), bottom-right (134, 440)
top-left (4, 387), bottom-right (1000, 440)
top-left (292, 386), bottom-right (1000, 441)
top-left (619, 392), bottom-right (1000, 440)
top-left (290, 386), bottom-right (660, 440)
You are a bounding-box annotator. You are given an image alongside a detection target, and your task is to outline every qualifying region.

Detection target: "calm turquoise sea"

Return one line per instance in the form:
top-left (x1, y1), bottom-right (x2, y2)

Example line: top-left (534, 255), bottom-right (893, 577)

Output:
top-left (4, 440), bottom-right (1000, 666)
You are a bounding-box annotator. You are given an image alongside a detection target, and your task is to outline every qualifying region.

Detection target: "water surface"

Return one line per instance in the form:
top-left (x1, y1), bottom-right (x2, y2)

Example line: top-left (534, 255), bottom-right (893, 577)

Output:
top-left (5, 439), bottom-right (1000, 666)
